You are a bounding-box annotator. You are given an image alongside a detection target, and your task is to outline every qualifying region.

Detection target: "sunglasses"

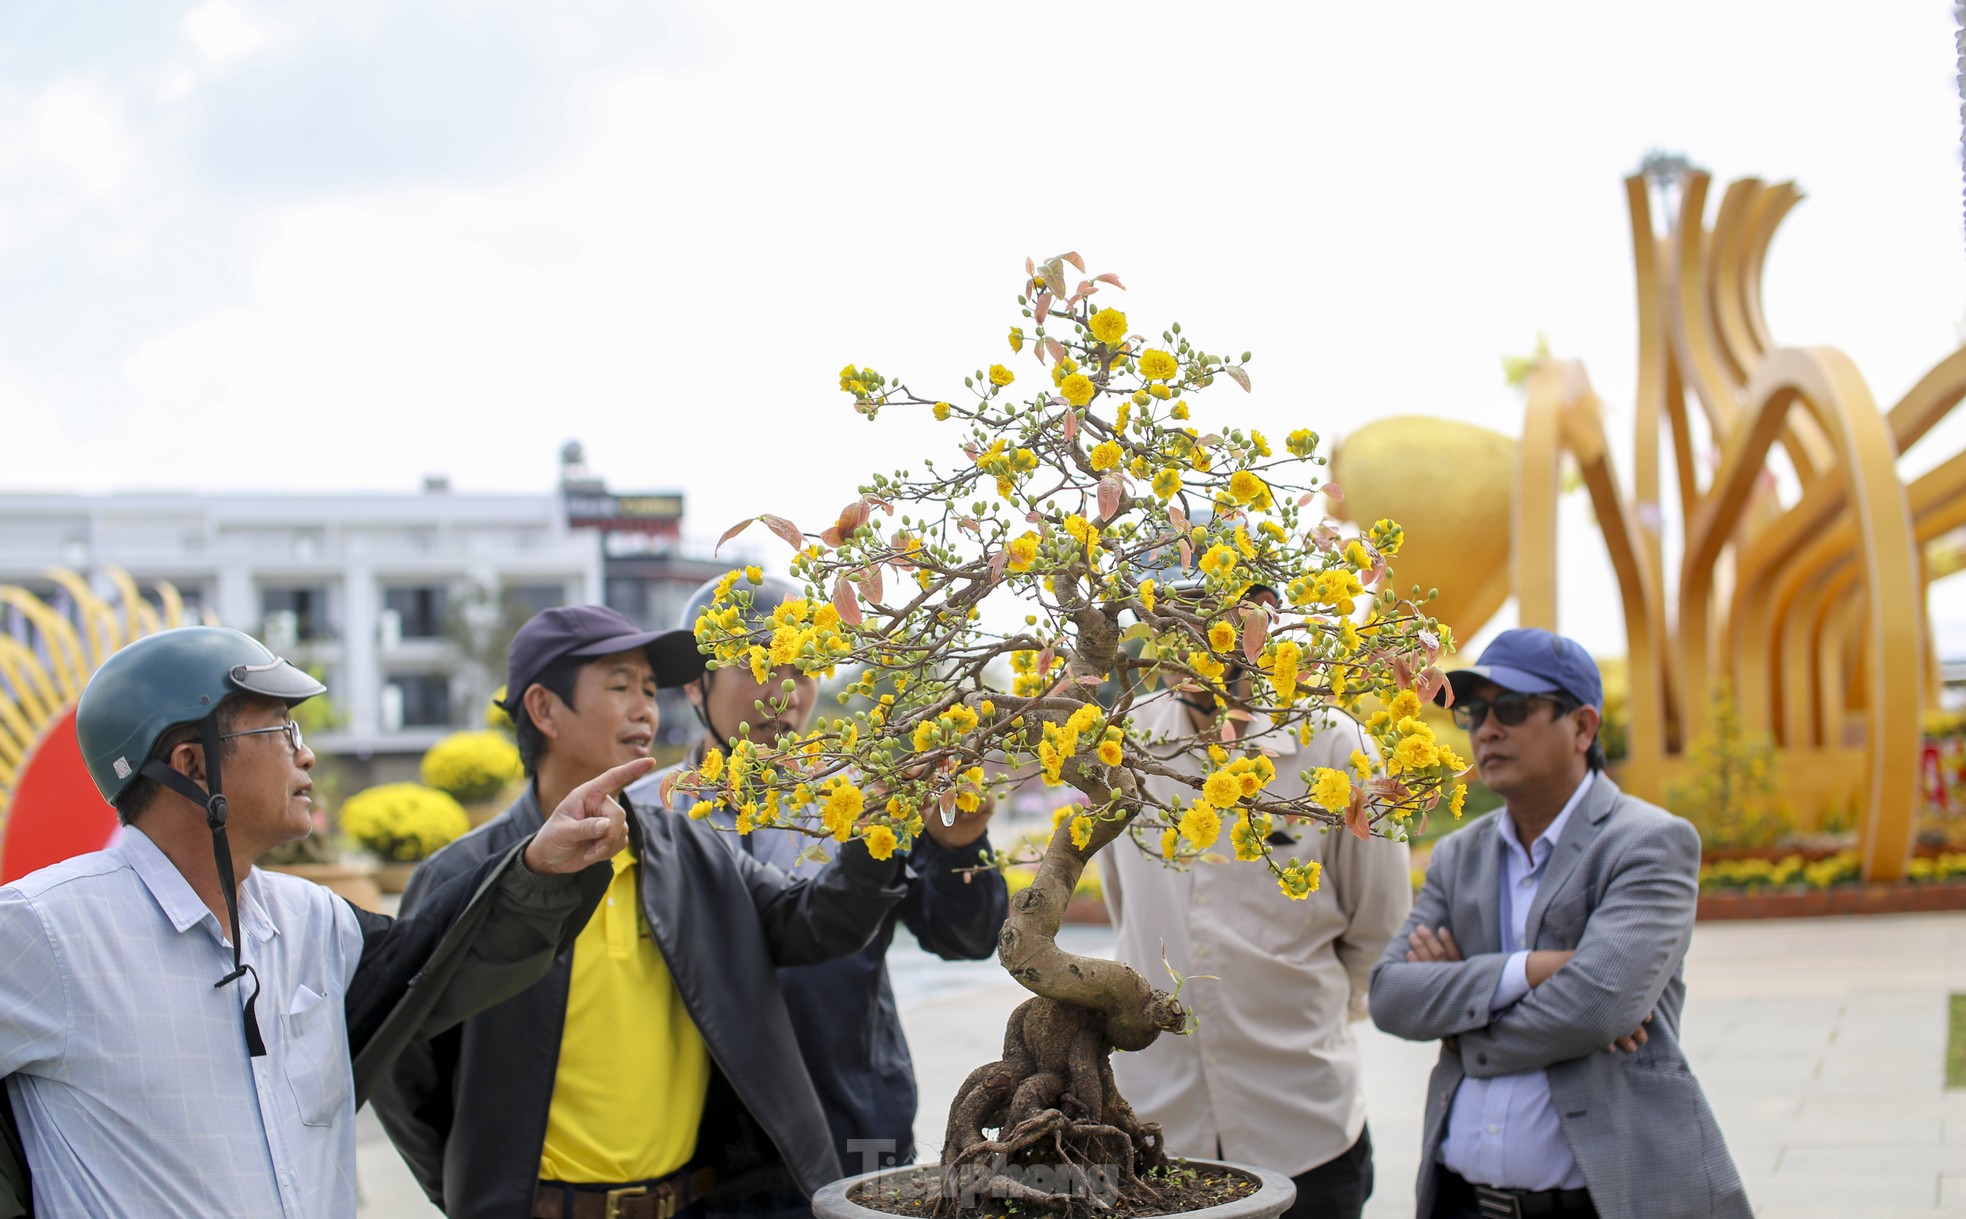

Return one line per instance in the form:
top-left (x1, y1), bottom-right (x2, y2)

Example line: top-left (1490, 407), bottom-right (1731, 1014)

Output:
top-left (1450, 692), bottom-right (1575, 731)
top-left (218, 720), bottom-right (306, 754)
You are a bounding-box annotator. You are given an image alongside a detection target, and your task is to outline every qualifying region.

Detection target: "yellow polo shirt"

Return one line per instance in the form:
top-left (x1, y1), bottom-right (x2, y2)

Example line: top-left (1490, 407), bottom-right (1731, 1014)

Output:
top-left (539, 847), bottom-right (710, 1183)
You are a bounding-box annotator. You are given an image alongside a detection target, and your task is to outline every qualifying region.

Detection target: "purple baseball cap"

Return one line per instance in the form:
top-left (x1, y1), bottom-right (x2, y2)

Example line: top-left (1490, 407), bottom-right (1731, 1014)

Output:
top-left (1443, 627), bottom-right (1603, 711)
top-left (499, 605), bottom-right (705, 711)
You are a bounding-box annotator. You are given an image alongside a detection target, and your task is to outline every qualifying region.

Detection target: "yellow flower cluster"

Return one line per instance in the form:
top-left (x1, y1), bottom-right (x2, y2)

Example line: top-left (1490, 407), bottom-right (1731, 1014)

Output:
top-left (1277, 858), bottom-right (1323, 900)
top-left (1230, 811), bottom-right (1274, 862)
top-left (819, 778), bottom-right (866, 842)
top-left (1269, 639), bottom-right (1302, 705)
top-left (1138, 349), bottom-right (1178, 381)
top-left (1178, 801), bottom-right (1221, 849)
top-left (420, 730), bottom-right (522, 804)
top-left (1088, 308), bottom-right (1128, 345)
top-left (339, 783), bottom-right (471, 863)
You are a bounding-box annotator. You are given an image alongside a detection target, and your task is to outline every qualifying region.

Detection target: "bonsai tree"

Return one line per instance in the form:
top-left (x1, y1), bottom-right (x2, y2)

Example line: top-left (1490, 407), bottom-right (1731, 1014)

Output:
top-left (671, 254), bottom-right (1462, 1212)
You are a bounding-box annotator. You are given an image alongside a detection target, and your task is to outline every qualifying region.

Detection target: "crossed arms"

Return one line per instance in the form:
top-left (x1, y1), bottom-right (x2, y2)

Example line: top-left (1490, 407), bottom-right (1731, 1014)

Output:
top-left (1368, 813), bottom-right (1700, 1078)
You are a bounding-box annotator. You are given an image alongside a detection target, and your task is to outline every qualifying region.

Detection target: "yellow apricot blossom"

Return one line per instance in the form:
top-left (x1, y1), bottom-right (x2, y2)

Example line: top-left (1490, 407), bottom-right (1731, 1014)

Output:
top-left (1178, 801), bottom-right (1222, 850)
top-left (1202, 769), bottom-right (1244, 808)
top-left (1089, 441), bottom-right (1122, 471)
top-left (988, 364), bottom-right (1015, 387)
top-left (1137, 348), bottom-right (1178, 380)
top-left (1061, 373), bottom-right (1096, 407)
top-left (1208, 621), bottom-right (1237, 653)
top-left (1311, 767), bottom-right (1352, 812)
top-left (1097, 740), bottom-right (1124, 767)
top-left (1007, 531), bottom-right (1040, 573)
top-left (863, 825), bottom-right (898, 860)
top-left (1089, 308), bottom-right (1128, 345)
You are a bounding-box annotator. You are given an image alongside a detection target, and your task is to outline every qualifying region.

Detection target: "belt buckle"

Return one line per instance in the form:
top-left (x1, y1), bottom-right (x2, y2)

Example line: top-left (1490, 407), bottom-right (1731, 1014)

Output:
top-left (1472, 1184), bottom-right (1523, 1219)
top-left (604, 1185), bottom-right (649, 1219)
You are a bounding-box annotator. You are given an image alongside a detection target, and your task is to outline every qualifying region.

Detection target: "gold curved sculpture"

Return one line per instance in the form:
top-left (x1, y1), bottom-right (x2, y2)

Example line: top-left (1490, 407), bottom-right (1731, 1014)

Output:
top-left (0, 569), bottom-right (189, 840)
top-left (1341, 168), bottom-right (1966, 883)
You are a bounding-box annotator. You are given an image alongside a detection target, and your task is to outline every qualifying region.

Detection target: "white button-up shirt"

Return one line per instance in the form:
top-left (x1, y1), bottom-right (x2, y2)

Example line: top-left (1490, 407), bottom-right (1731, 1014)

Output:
top-left (1, 826), bottom-right (368, 1218)
top-left (1104, 694), bottom-right (1412, 1176)
top-left (1439, 770), bottom-right (1595, 1190)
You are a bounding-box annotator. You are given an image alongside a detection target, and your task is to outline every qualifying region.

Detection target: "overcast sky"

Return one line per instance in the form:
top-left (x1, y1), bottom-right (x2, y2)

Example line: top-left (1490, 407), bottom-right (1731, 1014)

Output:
top-left (2, 1), bottom-right (1961, 657)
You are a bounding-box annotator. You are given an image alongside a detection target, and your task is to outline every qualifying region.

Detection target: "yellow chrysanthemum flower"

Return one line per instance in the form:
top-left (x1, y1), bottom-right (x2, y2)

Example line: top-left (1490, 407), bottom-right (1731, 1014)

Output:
top-left (1089, 441), bottom-right (1122, 471)
top-left (1208, 620), bottom-right (1237, 653)
top-left (1089, 308), bottom-right (1128, 345)
top-left (1389, 689), bottom-right (1422, 721)
top-left (988, 363), bottom-right (1015, 387)
top-left (1061, 373), bottom-right (1096, 407)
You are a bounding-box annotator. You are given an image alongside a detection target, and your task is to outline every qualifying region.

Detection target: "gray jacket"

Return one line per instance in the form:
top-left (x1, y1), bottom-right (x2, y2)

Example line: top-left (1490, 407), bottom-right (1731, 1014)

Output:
top-left (372, 784), bottom-right (907, 1218)
top-left (1369, 776), bottom-right (1750, 1219)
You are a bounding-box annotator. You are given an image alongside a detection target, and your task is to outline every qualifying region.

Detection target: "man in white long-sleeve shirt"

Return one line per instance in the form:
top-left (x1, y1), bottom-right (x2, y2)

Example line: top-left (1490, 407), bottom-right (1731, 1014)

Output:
top-left (1103, 602), bottom-right (1412, 1219)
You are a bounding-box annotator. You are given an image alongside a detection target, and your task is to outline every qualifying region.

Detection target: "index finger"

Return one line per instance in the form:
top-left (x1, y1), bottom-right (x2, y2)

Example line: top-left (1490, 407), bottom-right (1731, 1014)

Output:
top-left (566, 757), bottom-right (658, 815)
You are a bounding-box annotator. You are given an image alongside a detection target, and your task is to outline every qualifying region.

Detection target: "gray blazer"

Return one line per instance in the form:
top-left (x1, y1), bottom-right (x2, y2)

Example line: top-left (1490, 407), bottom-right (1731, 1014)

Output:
top-left (1369, 776), bottom-right (1750, 1219)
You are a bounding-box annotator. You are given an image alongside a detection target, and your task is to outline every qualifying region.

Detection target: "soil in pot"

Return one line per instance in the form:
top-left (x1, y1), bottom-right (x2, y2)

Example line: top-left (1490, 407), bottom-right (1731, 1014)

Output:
top-left (846, 1161), bottom-right (1263, 1219)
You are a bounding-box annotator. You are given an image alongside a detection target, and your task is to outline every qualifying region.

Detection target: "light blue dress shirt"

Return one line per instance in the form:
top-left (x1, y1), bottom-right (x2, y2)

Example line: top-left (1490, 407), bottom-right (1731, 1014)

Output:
top-left (0, 826), bottom-right (367, 1218)
top-left (1439, 770), bottom-right (1595, 1191)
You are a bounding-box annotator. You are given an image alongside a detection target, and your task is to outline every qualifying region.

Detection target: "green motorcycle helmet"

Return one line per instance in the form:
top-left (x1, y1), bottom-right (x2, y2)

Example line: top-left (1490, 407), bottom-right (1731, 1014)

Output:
top-left (77, 626), bottom-right (326, 808)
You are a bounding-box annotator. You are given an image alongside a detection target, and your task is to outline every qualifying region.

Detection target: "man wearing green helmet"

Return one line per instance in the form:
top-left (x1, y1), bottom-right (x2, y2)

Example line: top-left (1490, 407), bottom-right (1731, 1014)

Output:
top-left (0, 626), bottom-right (645, 1219)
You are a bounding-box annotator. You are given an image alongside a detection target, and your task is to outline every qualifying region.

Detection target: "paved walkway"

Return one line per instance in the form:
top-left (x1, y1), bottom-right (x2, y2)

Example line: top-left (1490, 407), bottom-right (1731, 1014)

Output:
top-left (355, 912), bottom-right (1966, 1216)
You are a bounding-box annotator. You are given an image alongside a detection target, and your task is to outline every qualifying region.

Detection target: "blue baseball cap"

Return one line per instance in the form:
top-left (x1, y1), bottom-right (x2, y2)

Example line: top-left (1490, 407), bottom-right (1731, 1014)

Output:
top-left (1443, 627), bottom-right (1603, 711)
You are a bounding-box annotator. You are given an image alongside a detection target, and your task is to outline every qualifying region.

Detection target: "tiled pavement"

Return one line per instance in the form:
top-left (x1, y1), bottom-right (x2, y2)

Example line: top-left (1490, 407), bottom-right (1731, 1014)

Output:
top-left (356, 912), bottom-right (1966, 1216)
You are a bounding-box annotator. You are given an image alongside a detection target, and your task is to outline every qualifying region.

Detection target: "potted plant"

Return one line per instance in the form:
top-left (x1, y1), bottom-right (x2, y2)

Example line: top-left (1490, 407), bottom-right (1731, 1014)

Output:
top-left (338, 782), bottom-right (472, 893)
top-left (668, 255), bottom-right (1454, 1216)
top-left (421, 729), bottom-right (524, 825)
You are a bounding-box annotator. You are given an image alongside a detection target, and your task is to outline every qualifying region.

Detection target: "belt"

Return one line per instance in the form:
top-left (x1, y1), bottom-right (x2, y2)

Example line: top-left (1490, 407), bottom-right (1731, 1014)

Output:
top-left (533, 1168), bottom-right (717, 1219)
top-left (1438, 1168), bottom-right (1596, 1218)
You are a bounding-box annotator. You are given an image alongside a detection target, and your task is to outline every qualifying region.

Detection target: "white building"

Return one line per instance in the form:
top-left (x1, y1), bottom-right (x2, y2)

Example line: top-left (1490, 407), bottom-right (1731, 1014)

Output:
top-left (0, 485), bottom-right (602, 773)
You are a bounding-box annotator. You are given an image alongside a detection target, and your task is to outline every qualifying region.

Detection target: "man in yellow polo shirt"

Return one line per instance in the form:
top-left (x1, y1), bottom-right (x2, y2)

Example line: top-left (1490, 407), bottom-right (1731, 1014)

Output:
top-left (376, 606), bottom-right (907, 1219)
top-left (535, 843), bottom-right (709, 1199)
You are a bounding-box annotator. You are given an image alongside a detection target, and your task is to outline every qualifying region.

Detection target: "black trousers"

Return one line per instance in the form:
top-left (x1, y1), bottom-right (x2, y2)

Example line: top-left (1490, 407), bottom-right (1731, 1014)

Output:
top-left (1277, 1125), bottom-right (1373, 1219)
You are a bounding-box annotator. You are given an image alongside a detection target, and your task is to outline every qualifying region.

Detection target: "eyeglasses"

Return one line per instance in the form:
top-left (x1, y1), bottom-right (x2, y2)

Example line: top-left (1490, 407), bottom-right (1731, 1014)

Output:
top-left (218, 720), bottom-right (305, 754)
top-left (1451, 692), bottom-right (1575, 732)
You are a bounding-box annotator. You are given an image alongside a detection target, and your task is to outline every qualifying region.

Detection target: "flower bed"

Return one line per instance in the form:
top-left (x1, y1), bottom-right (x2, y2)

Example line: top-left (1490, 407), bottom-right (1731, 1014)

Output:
top-left (1695, 850), bottom-right (1966, 920)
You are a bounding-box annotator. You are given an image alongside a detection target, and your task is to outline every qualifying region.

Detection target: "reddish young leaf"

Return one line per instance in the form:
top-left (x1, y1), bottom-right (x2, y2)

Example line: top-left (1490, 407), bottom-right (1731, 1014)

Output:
top-left (1168, 505), bottom-right (1191, 534)
top-left (1179, 538), bottom-right (1193, 570)
top-left (715, 517), bottom-right (757, 554)
top-left (1043, 337), bottom-right (1067, 366)
top-left (958, 517), bottom-right (982, 535)
top-left (1239, 605), bottom-right (1269, 664)
top-left (1297, 493), bottom-right (1315, 508)
top-left (1060, 251), bottom-right (1085, 273)
top-left (1417, 630), bottom-right (1442, 666)
top-left (658, 768), bottom-right (680, 804)
top-left (1036, 647), bottom-right (1055, 676)
top-left (832, 577), bottom-right (863, 627)
top-left (1344, 791), bottom-right (1371, 841)
top-left (1025, 256), bottom-right (1036, 277)
top-left (1219, 717), bottom-right (1238, 744)
top-left (857, 564), bottom-right (885, 606)
top-left (1062, 410), bottom-right (1079, 444)
top-left (988, 549), bottom-right (1010, 583)
top-left (1390, 652), bottom-right (1417, 691)
top-left (1035, 293), bottom-right (1052, 325)
top-left (1075, 279), bottom-right (1097, 299)
top-left (1097, 474), bottom-right (1122, 523)
top-left (1224, 366), bottom-right (1252, 393)
top-left (1094, 272), bottom-right (1126, 288)
top-left (759, 514), bottom-right (804, 550)
top-left (1322, 482), bottom-right (1345, 505)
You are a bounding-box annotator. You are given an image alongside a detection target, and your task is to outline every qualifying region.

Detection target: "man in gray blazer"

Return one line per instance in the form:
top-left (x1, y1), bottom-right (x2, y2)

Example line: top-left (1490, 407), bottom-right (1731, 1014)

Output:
top-left (1370, 628), bottom-right (1749, 1219)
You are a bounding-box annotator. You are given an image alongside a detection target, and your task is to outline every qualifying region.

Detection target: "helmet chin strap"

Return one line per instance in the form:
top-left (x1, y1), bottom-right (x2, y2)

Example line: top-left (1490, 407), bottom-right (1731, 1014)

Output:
top-left (138, 717), bottom-right (266, 1058)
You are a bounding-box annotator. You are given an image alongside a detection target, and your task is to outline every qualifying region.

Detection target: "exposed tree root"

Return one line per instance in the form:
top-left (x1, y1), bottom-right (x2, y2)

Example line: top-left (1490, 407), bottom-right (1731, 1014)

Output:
top-left (937, 997), bottom-right (1178, 1215)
